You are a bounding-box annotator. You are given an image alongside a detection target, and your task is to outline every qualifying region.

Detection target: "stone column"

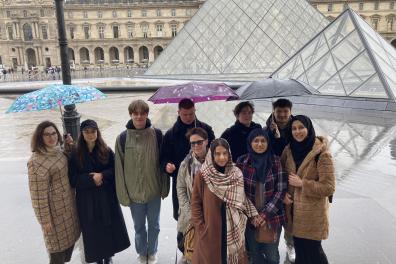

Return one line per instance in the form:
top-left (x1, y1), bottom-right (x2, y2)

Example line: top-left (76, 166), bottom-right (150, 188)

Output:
top-left (148, 45), bottom-right (154, 63)
top-left (104, 47), bottom-right (110, 65)
top-left (133, 46), bottom-right (139, 63)
top-left (118, 47), bottom-right (124, 64)
top-left (75, 47), bottom-right (80, 66)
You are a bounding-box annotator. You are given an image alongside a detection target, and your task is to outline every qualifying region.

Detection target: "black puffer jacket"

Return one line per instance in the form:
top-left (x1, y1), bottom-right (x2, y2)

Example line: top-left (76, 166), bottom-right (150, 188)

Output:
top-left (265, 113), bottom-right (293, 156)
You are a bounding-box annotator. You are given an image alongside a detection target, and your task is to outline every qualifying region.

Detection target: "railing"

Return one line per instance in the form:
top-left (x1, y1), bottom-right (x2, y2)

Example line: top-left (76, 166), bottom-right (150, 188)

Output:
top-left (0, 67), bottom-right (147, 83)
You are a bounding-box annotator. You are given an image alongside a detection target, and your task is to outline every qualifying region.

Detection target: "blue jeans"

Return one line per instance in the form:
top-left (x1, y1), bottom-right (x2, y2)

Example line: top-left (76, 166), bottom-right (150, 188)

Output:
top-left (245, 224), bottom-right (281, 264)
top-left (130, 196), bottom-right (161, 256)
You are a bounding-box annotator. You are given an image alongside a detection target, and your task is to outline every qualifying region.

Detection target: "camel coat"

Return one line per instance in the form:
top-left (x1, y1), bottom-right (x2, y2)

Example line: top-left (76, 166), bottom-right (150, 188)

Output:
top-left (191, 172), bottom-right (248, 264)
top-left (281, 137), bottom-right (335, 241)
top-left (28, 149), bottom-right (80, 253)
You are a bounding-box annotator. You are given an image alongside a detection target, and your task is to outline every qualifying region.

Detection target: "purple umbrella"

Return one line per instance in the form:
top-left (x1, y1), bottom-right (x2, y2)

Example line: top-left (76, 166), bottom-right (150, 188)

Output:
top-left (148, 82), bottom-right (239, 104)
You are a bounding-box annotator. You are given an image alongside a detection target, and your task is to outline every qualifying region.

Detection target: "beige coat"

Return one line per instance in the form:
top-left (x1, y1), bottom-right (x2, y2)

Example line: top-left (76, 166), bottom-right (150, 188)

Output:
top-left (28, 149), bottom-right (80, 253)
top-left (176, 152), bottom-right (202, 233)
top-left (281, 137), bottom-right (335, 241)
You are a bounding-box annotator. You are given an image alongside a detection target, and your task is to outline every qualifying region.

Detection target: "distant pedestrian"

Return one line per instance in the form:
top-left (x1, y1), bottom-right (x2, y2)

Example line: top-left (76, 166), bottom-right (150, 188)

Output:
top-left (2, 69), bottom-right (6, 80)
top-left (69, 119), bottom-right (130, 264)
top-left (27, 121), bottom-right (80, 264)
top-left (221, 101), bottom-right (262, 162)
top-left (281, 115), bottom-right (335, 264)
top-left (115, 100), bottom-right (165, 264)
top-left (191, 138), bottom-right (261, 264)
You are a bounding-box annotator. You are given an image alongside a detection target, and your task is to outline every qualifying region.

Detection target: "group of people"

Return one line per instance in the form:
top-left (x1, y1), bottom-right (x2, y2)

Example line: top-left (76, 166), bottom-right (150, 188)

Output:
top-left (27, 97), bottom-right (335, 264)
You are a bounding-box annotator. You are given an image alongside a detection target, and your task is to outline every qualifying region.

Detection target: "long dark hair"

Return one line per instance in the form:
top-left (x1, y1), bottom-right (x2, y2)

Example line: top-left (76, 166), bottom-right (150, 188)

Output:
top-left (210, 138), bottom-right (232, 170)
top-left (76, 127), bottom-right (109, 169)
top-left (31, 121), bottom-right (62, 154)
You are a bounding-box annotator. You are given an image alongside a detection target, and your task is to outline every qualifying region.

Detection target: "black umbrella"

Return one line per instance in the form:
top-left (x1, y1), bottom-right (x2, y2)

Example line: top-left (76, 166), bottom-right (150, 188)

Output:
top-left (235, 78), bottom-right (318, 100)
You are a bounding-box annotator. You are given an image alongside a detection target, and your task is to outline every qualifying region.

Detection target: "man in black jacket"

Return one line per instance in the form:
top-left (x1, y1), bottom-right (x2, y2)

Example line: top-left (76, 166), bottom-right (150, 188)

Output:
top-left (161, 98), bottom-right (215, 222)
top-left (221, 101), bottom-right (262, 162)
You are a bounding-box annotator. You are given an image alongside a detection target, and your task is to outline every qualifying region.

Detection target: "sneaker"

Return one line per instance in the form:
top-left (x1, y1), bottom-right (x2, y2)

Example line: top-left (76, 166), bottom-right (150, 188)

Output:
top-left (286, 245), bottom-right (296, 263)
top-left (137, 255), bottom-right (147, 264)
top-left (148, 254), bottom-right (158, 264)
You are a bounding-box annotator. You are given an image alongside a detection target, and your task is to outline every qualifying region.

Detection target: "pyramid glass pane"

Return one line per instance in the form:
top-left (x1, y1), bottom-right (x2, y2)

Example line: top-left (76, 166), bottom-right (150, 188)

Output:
top-left (350, 74), bottom-right (388, 98)
top-left (271, 9), bottom-right (396, 101)
top-left (146, 0), bottom-right (328, 76)
top-left (317, 73), bottom-right (346, 95)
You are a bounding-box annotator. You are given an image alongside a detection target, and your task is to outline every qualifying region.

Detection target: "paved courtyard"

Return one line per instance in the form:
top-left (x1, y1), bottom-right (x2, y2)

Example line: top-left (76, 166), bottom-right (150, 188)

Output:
top-left (1, 92), bottom-right (396, 263)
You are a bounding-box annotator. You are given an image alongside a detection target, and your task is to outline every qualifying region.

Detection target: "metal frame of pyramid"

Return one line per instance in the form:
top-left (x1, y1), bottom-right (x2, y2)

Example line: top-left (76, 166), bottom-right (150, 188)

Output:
top-left (145, 0), bottom-right (328, 77)
top-left (270, 8), bottom-right (396, 102)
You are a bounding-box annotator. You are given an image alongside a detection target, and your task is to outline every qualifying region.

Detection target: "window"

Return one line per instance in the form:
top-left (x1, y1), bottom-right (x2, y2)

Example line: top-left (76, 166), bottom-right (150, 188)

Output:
top-left (156, 24), bottom-right (163, 37)
top-left (359, 2), bottom-right (364, 10)
top-left (6, 11), bottom-right (10, 18)
top-left (171, 8), bottom-right (176, 16)
top-left (372, 18), bottom-right (379, 30)
top-left (68, 11), bottom-right (73, 18)
top-left (7, 26), bottom-right (13, 40)
top-left (171, 24), bottom-right (177, 37)
top-left (387, 17), bottom-right (394, 31)
top-left (142, 9), bottom-right (147, 17)
top-left (70, 27), bottom-right (75, 39)
top-left (391, 1), bottom-right (395, 9)
top-left (40, 9), bottom-right (45, 17)
top-left (0, 27), bottom-right (2, 39)
top-left (327, 3), bottom-right (333, 11)
top-left (127, 9), bottom-right (132, 17)
top-left (156, 9), bottom-right (161, 17)
top-left (23, 10), bottom-right (28, 17)
top-left (98, 26), bottom-right (105, 39)
top-left (97, 11), bottom-right (102, 18)
top-left (83, 11), bottom-right (88, 19)
top-left (84, 25), bottom-right (90, 39)
top-left (112, 10), bottom-right (117, 18)
top-left (343, 3), bottom-right (348, 10)
top-left (374, 1), bottom-right (379, 10)
top-left (141, 24), bottom-right (148, 38)
top-left (23, 24), bottom-right (33, 41)
top-left (113, 26), bottom-right (119, 38)
top-left (41, 26), bottom-right (48, 40)
top-left (127, 25), bottom-right (134, 38)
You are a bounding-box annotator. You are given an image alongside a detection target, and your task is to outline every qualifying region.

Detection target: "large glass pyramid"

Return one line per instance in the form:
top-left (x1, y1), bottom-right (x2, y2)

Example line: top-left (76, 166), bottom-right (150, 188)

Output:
top-left (146, 0), bottom-right (328, 76)
top-left (271, 9), bottom-right (396, 101)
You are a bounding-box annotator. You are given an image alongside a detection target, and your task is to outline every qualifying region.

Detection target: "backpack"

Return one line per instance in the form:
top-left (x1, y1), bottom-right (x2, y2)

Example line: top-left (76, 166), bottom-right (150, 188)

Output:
top-left (119, 127), bottom-right (170, 199)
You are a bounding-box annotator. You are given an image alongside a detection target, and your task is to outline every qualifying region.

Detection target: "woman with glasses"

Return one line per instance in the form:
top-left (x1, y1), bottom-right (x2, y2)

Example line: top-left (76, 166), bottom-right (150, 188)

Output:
top-left (68, 119), bottom-right (130, 264)
top-left (191, 138), bottom-right (261, 264)
top-left (176, 128), bottom-right (209, 263)
top-left (28, 121), bottom-right (80, 264)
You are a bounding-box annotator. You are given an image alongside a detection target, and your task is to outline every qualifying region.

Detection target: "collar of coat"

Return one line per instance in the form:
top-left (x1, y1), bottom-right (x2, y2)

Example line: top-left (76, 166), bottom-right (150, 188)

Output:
top-left (285, 136), bottom-right (329, 176)
top-left (125, 118), bottom-right (152, 129)
top-left (172, 116), bottom-right (202, 134)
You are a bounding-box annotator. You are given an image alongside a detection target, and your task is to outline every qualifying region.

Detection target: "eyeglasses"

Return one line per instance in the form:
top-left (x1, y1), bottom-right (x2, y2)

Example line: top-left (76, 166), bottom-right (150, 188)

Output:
top-left (190, 140), bottom-right (204, 146)
top-left (43, 132), bottom-right (57, 138)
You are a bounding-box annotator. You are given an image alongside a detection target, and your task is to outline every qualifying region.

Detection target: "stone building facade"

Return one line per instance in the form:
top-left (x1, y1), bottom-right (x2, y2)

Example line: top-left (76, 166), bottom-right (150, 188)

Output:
top-left (310, 0), bottom-right (396, 47)
top-left (0, 0), bottom-right (203, 70)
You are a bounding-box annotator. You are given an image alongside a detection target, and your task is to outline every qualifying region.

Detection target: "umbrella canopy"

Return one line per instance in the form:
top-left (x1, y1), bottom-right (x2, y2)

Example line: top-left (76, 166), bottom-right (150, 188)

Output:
top-left (7, 84), bottom-right (106, 113)
top-left (236, 78), bottom-right (318, 100)
top-left (148, 82), bottom-right (239, 104)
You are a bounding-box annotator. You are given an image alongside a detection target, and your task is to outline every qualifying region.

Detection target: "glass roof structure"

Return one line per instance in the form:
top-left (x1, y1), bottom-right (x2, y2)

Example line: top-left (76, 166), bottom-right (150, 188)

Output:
top-left (146, 0), bottom-right (328, 76)
top-left (271, 9), bottom-right (396, 101)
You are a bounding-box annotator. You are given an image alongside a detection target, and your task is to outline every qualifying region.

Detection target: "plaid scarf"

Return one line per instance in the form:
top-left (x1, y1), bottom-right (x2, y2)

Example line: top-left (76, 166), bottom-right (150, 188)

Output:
top-left (201, 150), bottom-right (258, 263)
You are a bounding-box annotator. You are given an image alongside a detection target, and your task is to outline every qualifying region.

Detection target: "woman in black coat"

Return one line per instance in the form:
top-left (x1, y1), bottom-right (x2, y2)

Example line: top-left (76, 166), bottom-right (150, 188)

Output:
top-left (69, 119), bottom-right (130, 264)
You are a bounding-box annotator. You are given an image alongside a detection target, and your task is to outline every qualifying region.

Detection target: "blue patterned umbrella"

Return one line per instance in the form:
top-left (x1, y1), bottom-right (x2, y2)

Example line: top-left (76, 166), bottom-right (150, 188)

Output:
top-left (6, 84), bottom-right (106, 113)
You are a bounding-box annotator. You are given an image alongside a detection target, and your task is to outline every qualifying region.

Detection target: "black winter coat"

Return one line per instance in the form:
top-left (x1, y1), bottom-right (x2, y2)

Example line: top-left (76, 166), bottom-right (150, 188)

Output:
top-left (160, 117), bottom-right (215, 220)
top-left (69, 147), bottom-right (130, 263)
top-left (265, 114), bottom-right (293, 156)
top-left (220, 121), bottom-right (262, 162)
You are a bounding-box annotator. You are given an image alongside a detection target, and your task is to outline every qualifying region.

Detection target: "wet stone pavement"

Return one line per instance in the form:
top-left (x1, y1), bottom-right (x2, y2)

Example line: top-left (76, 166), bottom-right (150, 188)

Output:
top-left (1, 92), bottom-right (396, 264)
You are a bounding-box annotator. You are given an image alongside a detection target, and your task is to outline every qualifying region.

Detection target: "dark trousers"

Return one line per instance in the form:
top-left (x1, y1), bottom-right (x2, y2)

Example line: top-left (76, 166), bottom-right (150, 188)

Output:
top-left (293, 236), bottom-right (328, 264)
top-left (49, 245), bottom-right (74, 264)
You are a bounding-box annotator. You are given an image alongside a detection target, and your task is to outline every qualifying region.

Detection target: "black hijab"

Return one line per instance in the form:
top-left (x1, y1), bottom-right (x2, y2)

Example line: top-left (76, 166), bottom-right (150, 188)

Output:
top-left (247, 128), bottom-right (273, 183)
top-left (289, 115), bottom-right (316, 170)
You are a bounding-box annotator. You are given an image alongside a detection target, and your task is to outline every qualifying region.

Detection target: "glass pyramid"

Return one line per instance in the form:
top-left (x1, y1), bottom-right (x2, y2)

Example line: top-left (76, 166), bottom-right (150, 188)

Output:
top-left (271, 9), bottom-right (396, 101)
top-left (146, 0), bottom-right (328, 76)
